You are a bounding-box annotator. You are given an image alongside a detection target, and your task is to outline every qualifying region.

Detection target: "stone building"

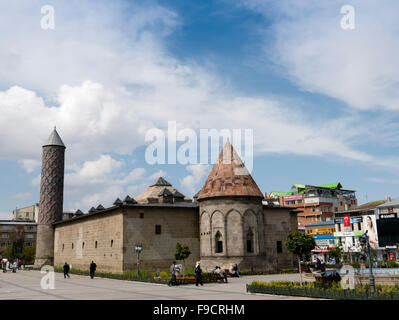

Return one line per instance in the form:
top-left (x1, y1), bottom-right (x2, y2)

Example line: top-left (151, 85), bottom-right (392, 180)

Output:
top-left (35, 129), bottom-right (298, 273)
top-left (197, 141), bottom-right (297, 271)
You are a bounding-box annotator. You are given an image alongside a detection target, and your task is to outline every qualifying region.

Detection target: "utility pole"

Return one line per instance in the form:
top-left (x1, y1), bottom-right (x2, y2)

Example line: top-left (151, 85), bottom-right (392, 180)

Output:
top-left (360, 230), bottom-right (375, 293)
top-left (135, 244), bottom-right (143, 277)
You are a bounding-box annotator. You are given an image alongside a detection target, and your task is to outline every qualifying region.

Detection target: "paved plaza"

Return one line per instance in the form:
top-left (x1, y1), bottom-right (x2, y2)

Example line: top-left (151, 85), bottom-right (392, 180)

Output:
top-left (0, 270), bottom-right (315, 300)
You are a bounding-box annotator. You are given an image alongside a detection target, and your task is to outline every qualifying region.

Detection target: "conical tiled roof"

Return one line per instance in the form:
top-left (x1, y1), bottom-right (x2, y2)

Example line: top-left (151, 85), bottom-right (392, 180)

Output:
top-left (197, 140), bottom-right (263, 200)
top-left (43, 127), bottom-right (65, 148)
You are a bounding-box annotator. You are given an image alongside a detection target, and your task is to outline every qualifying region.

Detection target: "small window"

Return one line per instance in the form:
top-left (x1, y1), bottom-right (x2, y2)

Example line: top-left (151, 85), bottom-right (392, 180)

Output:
top-left (82, 242), bottom-right (85, 249)
top-left (215, 231), bottom-right (223, 253)
top-left (216, 241), bottom-right (223, 253)
top-left (276, 241), bottom-right (283, 254)
top-left (62, 244), bottom-right (64, 251)
top-left (140, 212), bottom-right (144, 219)
top-left (111, 240), bottom-right (113, 247)
top-left (246, 240), bottom-right (253, 253)
top-left (95, 241), bottom-right (98, 248)
top-left (72, 243), bottom-right (74, 249)
top-left (155, 225), bottom-right (161, 235)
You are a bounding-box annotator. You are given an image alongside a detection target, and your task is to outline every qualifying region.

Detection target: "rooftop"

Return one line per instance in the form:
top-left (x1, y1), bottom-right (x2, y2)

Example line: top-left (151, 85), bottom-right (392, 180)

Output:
top-left (336, 199), bottom-right (388, 214)
top-left (43, 127), bottom-right (65, 148)
top-left (53, 201), bottom-right (199, 226)
top-left (377, 198), bottom-right (399, 208)
top-left (197, 140), bottom-right (264, 200)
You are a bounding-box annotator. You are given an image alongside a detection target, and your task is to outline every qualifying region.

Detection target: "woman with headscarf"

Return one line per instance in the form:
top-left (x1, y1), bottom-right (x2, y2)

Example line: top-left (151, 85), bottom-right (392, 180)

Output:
top-left (195, 261), bottom-right (203, 287)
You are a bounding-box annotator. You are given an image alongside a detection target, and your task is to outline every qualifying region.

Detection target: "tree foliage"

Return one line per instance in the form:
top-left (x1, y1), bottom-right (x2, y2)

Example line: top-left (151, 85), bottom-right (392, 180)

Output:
top-left (328, 246), bottom-right (342, 262)
top-left (174, 242), bottom-right (191, 262)
top-left (285, 231), bottom-right (316, 258)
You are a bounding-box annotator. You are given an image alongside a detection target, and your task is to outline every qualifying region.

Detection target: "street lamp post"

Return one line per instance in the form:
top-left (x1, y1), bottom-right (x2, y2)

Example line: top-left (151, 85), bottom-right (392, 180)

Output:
top-left (360, 231), bottom-right (375, 293)
top-left (135, 244), bottom-right (143, 277)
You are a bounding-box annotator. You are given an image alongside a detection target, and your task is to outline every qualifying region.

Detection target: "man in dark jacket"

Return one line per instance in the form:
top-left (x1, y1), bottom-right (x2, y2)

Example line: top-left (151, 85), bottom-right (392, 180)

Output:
top-left (168, 261), bottom-right (177, 286)
top-left (195, 261), bottom-right (203, 286)
top-left (90, 261), bottom-right (97, 279)
top-left (63, 262), bottom-right (70, 278)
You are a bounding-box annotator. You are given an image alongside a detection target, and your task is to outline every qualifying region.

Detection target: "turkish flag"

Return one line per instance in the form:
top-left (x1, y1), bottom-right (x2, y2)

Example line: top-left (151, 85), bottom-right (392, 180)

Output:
top-left (343, 215), bottom-right (351, 227)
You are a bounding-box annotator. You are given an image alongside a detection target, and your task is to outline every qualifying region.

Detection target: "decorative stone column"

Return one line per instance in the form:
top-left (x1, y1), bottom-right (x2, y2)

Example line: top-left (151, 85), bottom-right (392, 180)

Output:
top-left (34, 128), bottom-right (65, 268)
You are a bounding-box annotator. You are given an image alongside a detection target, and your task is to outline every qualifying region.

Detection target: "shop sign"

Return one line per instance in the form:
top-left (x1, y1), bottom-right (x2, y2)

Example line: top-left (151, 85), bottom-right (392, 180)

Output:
top-left (380, 213), bottom-right (397, 219)
top-left (313, 245), bottom-right (329, 253)
top-left (283, 195), bottom-right (303, 201)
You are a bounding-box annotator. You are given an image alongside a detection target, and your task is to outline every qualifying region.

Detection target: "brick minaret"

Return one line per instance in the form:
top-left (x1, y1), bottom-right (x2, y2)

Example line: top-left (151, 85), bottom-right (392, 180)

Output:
top-left (34, 127), bottom-right (66, 268)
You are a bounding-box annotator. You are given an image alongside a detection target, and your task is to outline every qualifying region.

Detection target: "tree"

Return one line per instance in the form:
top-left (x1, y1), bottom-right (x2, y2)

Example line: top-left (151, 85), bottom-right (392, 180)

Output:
top-left (22, 246), bottom-right (36, 265)
top-left (285, 231), bottom-right (316, 285)
top-left (174, 243), bottom-right (191, 273)
top-left (328, 246), bottom-right (343, 264)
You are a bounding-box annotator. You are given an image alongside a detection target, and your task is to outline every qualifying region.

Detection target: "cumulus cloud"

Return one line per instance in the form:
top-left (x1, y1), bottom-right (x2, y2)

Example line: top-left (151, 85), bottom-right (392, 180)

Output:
top-left (65, 155), bottom-right (167, 211)
top-left (2, 0), bottom-right (399, 210)
top-left (180, 164), bottom-right (211, 196)
top-left (240, 0), bottom-right (399, 110)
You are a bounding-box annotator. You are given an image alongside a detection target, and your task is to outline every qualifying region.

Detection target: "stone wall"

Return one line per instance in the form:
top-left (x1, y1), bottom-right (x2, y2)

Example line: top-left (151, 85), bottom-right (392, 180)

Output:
top-left (54, 205), bottom-right (200, 273)
top-left (54, 209), bottom-right (124, 273)
top-left (199, 197), bottom-right (267, 272)
top-left (263, 208), bottom-right (297, 271)
top-left (122, 206), bottom-right (200, 271)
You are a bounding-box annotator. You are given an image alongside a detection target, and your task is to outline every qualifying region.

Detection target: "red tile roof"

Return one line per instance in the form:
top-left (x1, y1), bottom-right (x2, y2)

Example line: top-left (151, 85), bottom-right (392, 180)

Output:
top-left (197, 140), bottom-right (264, 200)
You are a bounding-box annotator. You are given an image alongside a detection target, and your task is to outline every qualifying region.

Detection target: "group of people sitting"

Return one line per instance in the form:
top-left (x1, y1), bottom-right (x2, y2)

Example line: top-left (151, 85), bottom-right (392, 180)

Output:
top-left (211, 263), bottom-right (240, 282)
top-left (1, 258), bottom-right (22, 273)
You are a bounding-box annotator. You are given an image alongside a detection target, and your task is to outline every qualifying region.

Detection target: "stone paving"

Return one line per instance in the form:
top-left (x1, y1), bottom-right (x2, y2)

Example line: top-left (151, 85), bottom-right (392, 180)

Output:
top-left (0, 270), bottom-right (315, 300)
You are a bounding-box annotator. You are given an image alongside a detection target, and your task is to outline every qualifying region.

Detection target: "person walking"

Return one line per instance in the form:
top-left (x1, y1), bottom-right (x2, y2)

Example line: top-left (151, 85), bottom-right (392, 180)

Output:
top-left (168, 261), bottom-right (177, 286)
top-left (89, 261), bottom-right (97, 279)
top-left (195, 261), bottom-right (203, 287)
top-left (63, 262), bottom-right (70, 278)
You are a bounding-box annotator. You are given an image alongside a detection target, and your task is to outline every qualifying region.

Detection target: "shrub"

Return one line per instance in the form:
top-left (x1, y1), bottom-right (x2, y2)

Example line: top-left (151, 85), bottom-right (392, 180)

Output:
top-left (247, 280), bottom-right (399, 299)
top-left (387, 260), bottom-right (399, 268)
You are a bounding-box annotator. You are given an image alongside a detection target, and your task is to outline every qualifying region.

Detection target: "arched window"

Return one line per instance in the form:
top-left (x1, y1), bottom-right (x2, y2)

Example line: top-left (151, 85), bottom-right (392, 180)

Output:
top-left (215, 231), bottom-right (223, 253)
top-left (62, 244), bottom-right (64, 251)
top-left (72, 243), bottom-right (74, 249)
top-left (111, 240), bottom-right (113, 247)
top-left (246, 228), bottom-right (254, 253)
top-left (82, 242), bottom-right (85, 249)
top-left (95, 241), bottom-right (98, 248)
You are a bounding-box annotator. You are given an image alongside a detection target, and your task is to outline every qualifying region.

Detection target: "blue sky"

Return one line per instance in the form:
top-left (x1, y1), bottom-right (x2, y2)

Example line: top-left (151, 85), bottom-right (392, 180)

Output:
top-left (1, 0), bottom-right (399, 218)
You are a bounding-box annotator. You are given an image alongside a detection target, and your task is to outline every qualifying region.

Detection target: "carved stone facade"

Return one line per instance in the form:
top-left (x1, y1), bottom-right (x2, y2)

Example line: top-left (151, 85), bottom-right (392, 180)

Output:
top-left (199, 197), bottom-right (297, 271)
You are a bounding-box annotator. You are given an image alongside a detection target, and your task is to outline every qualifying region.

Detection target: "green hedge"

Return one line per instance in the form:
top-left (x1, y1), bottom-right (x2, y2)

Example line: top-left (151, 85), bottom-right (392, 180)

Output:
top-left (246, 281), bottom-right (399, 300)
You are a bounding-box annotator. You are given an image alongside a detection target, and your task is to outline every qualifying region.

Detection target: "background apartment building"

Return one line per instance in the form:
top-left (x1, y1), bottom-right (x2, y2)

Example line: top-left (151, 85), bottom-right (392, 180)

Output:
top-left (269, 183), bottom-right (357, 226)
top-left (13, 204), bottom-right (39, 222)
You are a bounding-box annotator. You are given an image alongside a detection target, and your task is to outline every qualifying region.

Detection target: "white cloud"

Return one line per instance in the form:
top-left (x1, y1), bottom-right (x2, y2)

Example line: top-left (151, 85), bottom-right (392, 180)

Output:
top-left (11, 192), bottom-right (32, 200)
top-left (2, 0), bottom-right (399, 211)
top-left (180, 164), bottom-right (211, 196)
top-left (240, 0), bottom-right (399, 110)
top-left (63, 155), bottom-right (166, 211)
top-left (18, 159), bottom-right (41, 173)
